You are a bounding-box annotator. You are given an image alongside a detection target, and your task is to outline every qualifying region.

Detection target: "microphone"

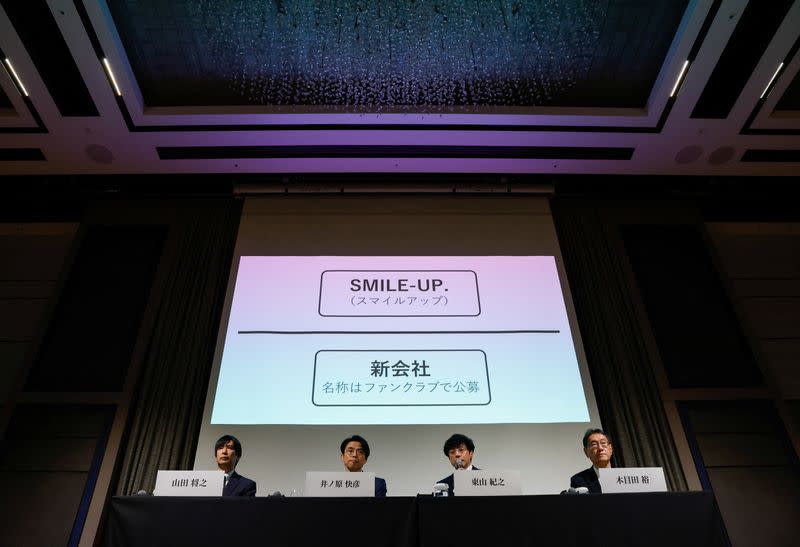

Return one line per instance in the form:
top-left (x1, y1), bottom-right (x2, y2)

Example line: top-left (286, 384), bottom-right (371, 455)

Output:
top-left (433, 483), bottom-right (449, 497)
top-left (135, 490), bottom-right (149, 496)
top-left (564, 486), bottom-right (589, 494)
top-left (268, 491), bottom-right (284, 497)
top-left (455, 458), bottom-right (464, 470)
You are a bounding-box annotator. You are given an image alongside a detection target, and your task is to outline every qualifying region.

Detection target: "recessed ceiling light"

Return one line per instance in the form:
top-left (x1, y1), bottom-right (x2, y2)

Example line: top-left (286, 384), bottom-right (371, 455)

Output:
top-left (760, 62), bottom-right (784, 99)
top-left (669, 60), bottom-right (690, 98)
top-left (102, 57), bottom-right (122, 96)
top-left (3, 58), bottom-right (29, 97)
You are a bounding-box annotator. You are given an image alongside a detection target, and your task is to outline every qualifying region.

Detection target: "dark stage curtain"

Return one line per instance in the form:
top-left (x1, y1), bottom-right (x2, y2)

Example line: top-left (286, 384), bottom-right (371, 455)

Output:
top-left (115, 200), bottom-right (242, 495)
top-left (550, 198), bottom-right (688, 491)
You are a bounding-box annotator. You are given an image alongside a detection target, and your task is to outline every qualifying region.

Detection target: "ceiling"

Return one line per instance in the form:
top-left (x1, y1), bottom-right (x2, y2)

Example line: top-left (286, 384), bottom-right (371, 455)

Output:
top-left (0, 0), bottom-right (799, 179)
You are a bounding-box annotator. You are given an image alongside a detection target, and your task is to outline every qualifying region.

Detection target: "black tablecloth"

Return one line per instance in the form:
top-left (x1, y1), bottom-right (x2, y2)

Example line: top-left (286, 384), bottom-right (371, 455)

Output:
top-left (105, 492), bottom-right (728, 547)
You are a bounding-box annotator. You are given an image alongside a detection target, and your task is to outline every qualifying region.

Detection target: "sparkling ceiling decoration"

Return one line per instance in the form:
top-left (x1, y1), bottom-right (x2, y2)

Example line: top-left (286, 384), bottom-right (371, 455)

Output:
top-left (108, 1), bottom-right (686, 109)
top-left (205, 0), bottom-right (604, 107)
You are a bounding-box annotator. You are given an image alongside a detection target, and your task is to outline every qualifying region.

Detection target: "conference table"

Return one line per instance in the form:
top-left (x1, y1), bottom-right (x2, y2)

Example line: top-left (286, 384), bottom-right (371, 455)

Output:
top-left (105, 492), bottom-right (728, 547)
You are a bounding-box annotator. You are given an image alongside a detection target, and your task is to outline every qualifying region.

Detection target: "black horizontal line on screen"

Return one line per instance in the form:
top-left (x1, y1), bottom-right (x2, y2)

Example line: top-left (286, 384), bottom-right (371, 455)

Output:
top-left (238, 330), bottom-right (560, 334)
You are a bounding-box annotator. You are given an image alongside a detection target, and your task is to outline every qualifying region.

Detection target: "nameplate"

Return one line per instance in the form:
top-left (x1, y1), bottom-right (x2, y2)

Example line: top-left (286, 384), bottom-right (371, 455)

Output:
top-left (598, 467), bottom-right (667, 493)
top-left (305, 471), bottom-right (375, 497)
top-left (153, 470), bottom-right (224, 496)
top-left (454, 470), bottom-right (522, 496)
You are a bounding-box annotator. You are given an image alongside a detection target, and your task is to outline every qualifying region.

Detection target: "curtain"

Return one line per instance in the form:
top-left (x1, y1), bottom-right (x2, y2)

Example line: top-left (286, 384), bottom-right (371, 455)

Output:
top-left (115, 199), bottom-right (242, 495)
top-left (550, 198), bottom-right (688, 491)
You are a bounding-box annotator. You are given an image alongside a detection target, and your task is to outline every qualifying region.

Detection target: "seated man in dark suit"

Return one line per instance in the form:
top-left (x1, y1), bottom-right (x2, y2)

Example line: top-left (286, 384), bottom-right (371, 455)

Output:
top-left (437, 433), bottom-right (479, 496)
top-left (340, 435), bottom-right (387, 496)
top-left (570, 428), bottom-right (614, 493)
top-left (215, 434), bottom-right (256, 497)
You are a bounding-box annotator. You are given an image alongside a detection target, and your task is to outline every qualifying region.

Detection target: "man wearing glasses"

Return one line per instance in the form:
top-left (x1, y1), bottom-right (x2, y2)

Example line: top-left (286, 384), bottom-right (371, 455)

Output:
top-left (570, 428), bottom-right (614, 493)
top-left (340, 435), bottom-right (387, 497)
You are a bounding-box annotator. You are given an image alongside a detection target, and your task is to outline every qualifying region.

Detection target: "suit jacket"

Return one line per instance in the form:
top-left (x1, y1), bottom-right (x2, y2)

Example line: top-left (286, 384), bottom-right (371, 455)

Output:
top-left (437, 466), bottom-right (480, 496)
top-left (223, 470), bottom-right (257, 497)
top-left (375, 476), bottom-right (387, 497)
top-left (570, 466), bottom-right (601, 493)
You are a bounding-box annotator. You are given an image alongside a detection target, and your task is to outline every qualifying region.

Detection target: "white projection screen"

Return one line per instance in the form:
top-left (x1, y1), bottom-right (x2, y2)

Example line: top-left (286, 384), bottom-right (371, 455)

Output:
top-left (195, 196), bottom-right (603, 495)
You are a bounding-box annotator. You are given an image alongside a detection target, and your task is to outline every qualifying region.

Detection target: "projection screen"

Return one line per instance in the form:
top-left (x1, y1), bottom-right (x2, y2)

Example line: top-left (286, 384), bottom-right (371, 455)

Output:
top-left (195, 196), bottom-right (602, 496)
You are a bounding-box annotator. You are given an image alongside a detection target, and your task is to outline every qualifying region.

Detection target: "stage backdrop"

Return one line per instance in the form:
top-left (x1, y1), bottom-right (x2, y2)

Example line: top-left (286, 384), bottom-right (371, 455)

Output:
top-left (194, 196), bottom-right (602, 495)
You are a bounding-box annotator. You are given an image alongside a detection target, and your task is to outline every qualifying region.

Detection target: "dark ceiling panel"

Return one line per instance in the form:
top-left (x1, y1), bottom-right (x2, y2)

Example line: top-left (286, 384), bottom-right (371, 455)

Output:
top-left (0, 0), bottom-right (98, 116)
top-left (775, 68), bottom-right (800, 111)
top-left (551, 0), bottom-right (688, 108)
top-left (741, 149), bottom-right (800, 162)
top-left (108, 0), bottom-right (687, 109)
top-left (156, 145), bottom-right (634, 160)
top-left (0, 148), bottom-right (45, 161)
top-left (0, 82), bottom-right (12, 108)
top-left (691, 0), bottom-right (793, 119)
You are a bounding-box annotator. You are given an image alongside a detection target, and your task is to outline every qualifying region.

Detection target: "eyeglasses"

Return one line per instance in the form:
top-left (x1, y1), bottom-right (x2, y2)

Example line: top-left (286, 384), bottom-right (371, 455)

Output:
top-left (345, 448), bottom-right (365, 456)
top-left (587, 441), bottom-right (611, 450)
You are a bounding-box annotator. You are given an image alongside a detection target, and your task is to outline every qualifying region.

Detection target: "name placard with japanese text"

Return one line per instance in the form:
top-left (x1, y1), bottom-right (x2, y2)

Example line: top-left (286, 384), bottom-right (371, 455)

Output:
top-left (454, 470), bottom-right (522, 496)
top-left (153, 470), bottom-right (224, 496)
top-left (305, 471), bottom-right (376, 497)
top-left (598, 467), bottom-right (667, 493)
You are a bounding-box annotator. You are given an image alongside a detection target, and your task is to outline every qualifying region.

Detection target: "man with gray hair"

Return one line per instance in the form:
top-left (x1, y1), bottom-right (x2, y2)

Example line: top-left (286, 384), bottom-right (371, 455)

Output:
top-left (569, 428), bottom-right (613, 494)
